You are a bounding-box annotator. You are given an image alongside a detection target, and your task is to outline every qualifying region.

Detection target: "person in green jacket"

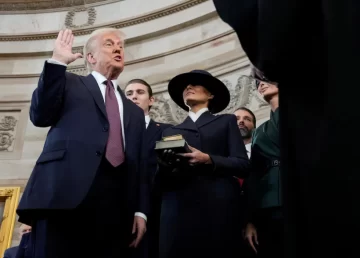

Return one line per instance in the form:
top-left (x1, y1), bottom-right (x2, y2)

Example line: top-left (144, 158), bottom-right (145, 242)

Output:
top-left (244, 66), bottom-right (282, 257)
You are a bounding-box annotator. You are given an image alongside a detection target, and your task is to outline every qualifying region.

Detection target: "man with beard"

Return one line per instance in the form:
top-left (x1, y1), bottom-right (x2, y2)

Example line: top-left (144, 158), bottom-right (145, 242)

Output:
top-left (233, 107), bottom-right (257, 258)
top-left (234, 107), bottom-right (256, 158)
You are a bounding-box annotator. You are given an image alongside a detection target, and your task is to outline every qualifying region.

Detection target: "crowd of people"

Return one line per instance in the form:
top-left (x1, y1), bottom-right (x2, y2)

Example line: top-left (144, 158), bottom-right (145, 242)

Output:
top-left (4, 0), bottom-right (359, 257)
top-left (2, 25), bottom-right (281, 258)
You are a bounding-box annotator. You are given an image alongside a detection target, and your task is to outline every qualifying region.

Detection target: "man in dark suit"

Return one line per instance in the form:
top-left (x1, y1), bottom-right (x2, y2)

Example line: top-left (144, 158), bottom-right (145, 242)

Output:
top-left (213, 1), bottom-right (360, 257)
top-left (125, 79), bottom-right (172, 258)
top-left (17, 28), bottom-right (149, 258)
top-left (3, 224), bottom-right (31, 258)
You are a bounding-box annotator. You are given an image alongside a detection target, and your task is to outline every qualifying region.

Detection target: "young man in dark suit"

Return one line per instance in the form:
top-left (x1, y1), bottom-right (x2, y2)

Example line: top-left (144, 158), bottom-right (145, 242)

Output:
top-left (125, 79), bottom-right (172, 258)
top-left (17, 28), bottom-right (149, 258)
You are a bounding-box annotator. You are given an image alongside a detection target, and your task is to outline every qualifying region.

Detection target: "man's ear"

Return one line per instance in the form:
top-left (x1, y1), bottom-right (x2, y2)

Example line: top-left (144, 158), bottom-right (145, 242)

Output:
top-left (87, 53), bottom-right (96, 65)
top-left (208, 94), bottom-right (214, 100)
top-left (149, 96), bottom-right (155, 106)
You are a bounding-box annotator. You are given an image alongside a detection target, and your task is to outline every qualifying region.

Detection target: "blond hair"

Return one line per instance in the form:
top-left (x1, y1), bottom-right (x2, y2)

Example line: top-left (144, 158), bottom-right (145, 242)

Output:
top-left (83, 28), bottom-right (126, 72)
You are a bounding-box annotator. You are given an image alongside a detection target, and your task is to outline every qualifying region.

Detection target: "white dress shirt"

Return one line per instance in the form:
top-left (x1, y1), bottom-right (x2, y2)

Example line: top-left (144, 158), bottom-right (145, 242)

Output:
top-left (145, 115), bottom-right (150, 129)
top-left (189, 107), bottom-right (209, 122)
top-left (47, 59), bottom-right (146, 221)
top-left (245, 143), bottom-right (251, 158)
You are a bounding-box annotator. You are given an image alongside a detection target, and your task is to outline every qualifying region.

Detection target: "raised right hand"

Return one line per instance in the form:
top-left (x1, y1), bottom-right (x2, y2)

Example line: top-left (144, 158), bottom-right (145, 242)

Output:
top-left (52, 29), bottom-right (83, 65)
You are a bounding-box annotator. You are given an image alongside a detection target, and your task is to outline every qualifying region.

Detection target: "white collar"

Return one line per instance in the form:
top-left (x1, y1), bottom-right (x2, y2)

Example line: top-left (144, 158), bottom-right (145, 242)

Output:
top-left (188, 108), bottom-right (209, 122)
top-left (245, 143), bottom-right (251, 158)
top-left (145, 115), bottom-right (151, 125)
top-left (91, 71), bottom-right (118, 88)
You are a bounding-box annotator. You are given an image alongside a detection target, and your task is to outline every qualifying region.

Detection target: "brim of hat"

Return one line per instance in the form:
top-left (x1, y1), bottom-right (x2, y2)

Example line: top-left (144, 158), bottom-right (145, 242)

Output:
top-left (168, 72), bottom-right (230, 114)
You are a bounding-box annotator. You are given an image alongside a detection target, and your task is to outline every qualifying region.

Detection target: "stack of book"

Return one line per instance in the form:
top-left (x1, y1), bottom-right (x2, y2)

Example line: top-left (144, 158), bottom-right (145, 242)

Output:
top-left (155, 134), bottom-right (191, 154)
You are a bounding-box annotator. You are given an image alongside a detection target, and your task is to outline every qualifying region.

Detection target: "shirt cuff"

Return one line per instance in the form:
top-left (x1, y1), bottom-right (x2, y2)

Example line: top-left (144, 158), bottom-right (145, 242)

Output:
top-left (47, 58), bottom-right (67, 67)
top-left (135, 212), bottom-right (147, 222)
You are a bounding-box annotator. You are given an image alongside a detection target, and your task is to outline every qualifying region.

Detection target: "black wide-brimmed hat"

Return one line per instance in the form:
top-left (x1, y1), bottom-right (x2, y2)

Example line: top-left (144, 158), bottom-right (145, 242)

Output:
top-left (168, 70), bottom-right (230, 114)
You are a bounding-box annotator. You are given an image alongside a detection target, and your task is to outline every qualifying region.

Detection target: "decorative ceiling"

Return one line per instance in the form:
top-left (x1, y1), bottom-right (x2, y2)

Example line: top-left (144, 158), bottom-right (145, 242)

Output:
top-left (0, 0), bottom-right (119, 12)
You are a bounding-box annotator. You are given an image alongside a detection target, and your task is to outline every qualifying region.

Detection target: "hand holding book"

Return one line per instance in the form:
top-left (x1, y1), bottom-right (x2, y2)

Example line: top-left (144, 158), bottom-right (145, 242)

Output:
top-left (155, 134), bottom-right (190, 167)
top-left (155, 135), bottom-right (211, 167)
top-left (178, 145), bottom-right (212, 165)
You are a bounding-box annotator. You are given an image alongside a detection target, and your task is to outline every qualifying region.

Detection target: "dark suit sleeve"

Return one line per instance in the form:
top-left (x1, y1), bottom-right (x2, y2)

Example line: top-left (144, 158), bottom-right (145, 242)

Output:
top-left (4, 246), bottom-right (18, 258)
top-left (3, 249), bottom-right (10, 258)
top-left (152, 128), bottom-right (177, 192)
top-left (209, 115), bottom-right (250, 177)
top-left (30, 61), bottom-right (67, 127)
top-left (15, 232), bottom-right (31, 258)
top-left (138, 117), bottom-right (150, 216)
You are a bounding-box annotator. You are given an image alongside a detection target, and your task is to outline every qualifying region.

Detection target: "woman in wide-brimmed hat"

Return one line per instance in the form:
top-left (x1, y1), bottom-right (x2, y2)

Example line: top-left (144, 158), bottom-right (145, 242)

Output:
top-left (156, 70), bottom-right (250, 258)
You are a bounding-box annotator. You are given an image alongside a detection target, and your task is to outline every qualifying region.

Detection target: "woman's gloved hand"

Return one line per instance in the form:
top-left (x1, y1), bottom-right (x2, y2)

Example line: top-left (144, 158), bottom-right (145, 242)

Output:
top-left (157, 149), bottom-right (179, 167)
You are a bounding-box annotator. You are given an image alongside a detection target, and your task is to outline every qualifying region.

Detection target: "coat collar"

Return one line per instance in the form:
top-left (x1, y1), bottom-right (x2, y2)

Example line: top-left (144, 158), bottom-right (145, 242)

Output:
top-left (81, 74), bottom-right (107, 118)
top-left (174, 111), bottom-right (220, 131)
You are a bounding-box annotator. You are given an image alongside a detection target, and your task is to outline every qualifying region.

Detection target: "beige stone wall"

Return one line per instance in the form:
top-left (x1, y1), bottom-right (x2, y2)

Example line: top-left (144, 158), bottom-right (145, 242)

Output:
top-left (0, 0), bottom-right (270, 246)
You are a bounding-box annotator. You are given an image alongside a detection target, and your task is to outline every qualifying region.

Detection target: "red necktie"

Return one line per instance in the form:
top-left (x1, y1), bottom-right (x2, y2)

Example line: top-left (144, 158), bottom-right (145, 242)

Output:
top-left (104, 80), bottom-right (125, 167)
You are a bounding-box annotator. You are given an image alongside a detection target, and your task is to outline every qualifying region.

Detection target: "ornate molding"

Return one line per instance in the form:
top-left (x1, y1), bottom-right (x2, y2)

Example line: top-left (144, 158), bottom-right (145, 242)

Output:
top-left (0, 11), bottom-right (217, 58)
top-left (65, 7), bottom-right (97, 29)
top-left (0, 0), bottom-right (209, 41)
top-left (0, 187), bottom-right (21, 257)
top-left (0, 116), bottom-right (17, 131)
top-left (0, 30), bottom-right (235, 78)
top-left (0, 188), bottom-right (14, 197)
top-left (0, 116), bottom-right (18, 152)
top-left (66, 30), bottom-right (234, 75)
top-left (0, 103), bottom-right (29, 159)
top-left (0, 0), bottom-right (120, 14)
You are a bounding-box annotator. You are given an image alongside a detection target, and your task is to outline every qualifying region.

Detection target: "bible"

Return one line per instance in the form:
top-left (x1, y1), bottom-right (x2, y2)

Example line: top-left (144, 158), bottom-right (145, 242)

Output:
top-left (154, 134), bottom-right (191, 153)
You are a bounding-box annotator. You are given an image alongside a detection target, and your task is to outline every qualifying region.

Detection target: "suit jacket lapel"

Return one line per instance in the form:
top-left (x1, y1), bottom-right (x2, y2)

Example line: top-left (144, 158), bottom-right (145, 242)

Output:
top-left (81, 74), bottom-right (107, 118)
top-left (117, 86), bottom-right (131, 132)
top-left (146, 120), bottom-right (161, 144)
top-left (195, 111), bottom-right (220, 128)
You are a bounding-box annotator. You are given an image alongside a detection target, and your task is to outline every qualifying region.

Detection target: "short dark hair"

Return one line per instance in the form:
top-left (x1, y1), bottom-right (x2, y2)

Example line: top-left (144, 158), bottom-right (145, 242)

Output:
top-left (125, 79), bottom-right (153, 97)
top-left (125, 79), bottom-right (153, 110)
top-left (234, 107), bottom-right (256, 127)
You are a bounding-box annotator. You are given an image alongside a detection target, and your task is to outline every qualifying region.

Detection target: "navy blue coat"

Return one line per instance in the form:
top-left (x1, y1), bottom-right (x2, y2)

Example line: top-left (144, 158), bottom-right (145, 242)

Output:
top-left (157, 112), bottom-right (250, 258)
top-left (4, 246), bottom-right (18, 258)
top-left (17, 62), bottom-right (148, 225)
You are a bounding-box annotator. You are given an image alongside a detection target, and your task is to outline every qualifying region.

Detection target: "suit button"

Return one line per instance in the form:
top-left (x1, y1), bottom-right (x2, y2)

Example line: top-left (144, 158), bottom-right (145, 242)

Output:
top-left (96, 151), bottom-right (102, 156)
top-left (103, 125), bottom-right (109, 132)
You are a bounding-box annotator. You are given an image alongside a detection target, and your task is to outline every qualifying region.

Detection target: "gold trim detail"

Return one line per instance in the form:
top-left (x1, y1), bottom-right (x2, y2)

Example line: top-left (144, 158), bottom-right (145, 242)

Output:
top-left (0, 0), bottom-right (208, 42)
top-left (0, 187), bottom-right (21, 258)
